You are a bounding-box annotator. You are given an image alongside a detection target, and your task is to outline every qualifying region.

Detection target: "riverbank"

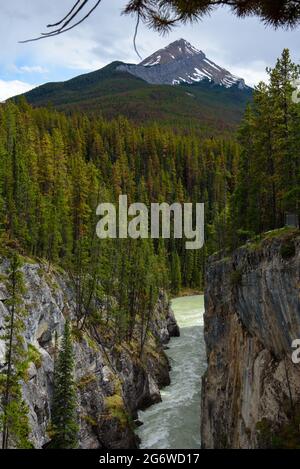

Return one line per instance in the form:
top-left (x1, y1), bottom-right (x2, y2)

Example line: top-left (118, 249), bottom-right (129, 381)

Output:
top-left (175, 289), bottom-right (203, 298)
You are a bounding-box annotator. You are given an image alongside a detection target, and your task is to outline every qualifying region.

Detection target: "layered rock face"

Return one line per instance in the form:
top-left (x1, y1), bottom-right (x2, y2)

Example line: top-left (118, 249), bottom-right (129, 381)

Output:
top-left (202, 231), bottom-right (300, 448)
top-left (0, 259), bottom-right (179, 449)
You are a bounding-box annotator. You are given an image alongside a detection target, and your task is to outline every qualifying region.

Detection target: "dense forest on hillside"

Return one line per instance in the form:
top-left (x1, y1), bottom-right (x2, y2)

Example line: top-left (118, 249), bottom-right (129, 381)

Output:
top-left (0, 49), bottom-right (299, 449)
top-left (232, 49), bottom-right (300, 241)
top-left (0, 96), bottom-right (239, 294)
top-left (0, 85), bottom-right (241, 448)
top-left (1, 50), bottom-right (300, 298)
top-left (21, 62), bottom-right (252, 134)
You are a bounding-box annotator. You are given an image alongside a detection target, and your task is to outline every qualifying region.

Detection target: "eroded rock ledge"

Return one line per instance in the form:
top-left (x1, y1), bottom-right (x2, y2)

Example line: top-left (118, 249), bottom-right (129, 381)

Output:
top-left (0, 259), bottom-right (179, 449)
top-left (201, 230), bottom-right (300, 448)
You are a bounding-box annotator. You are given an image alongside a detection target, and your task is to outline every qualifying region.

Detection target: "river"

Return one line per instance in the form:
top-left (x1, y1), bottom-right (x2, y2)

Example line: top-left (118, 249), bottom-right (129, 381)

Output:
top-left (136, 295), bottom-right (206, 449)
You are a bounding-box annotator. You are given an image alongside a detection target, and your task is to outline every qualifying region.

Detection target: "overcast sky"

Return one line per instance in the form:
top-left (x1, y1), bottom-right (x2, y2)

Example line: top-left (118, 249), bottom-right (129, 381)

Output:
top-left (1, 0), bottom-right (300, 101)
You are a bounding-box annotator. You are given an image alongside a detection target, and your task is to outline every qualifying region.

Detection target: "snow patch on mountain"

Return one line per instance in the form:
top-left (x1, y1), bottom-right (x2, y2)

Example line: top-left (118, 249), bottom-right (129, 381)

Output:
top-left (117, 39), bottom-right (249, 90)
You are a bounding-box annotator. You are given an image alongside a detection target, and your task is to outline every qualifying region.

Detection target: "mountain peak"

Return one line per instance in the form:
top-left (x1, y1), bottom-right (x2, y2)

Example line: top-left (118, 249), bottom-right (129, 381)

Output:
top-left (165, 38), bottom-right (204, 56)
top-left (140, 39), bottom-right (205, 67)
top-left (117, 39), bottom-right (248, 90)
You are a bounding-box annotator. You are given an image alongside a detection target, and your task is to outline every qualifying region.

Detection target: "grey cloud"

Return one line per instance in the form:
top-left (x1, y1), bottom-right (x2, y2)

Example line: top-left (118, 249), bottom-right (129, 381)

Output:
top-left (0, 0), bottom-right (299, 88)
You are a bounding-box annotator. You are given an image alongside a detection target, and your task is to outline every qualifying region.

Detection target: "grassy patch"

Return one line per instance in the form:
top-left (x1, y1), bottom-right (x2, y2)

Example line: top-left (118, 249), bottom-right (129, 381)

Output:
top-left (85, 334), bottom-right (99, 352)
top-left (77, 373), bottom-right (97, 390)
top-left (0, 273), bottom-right (8, 282)
top-left (242, 227), bottom-right (299, 252)
top-left (104, 394), bottom-right (129, 429)
top-left (81, 414), bottom-right (98, 427)
top-left (262, 227), bottom-right (298, 240)
top-left (72, 326), bottom-right (84, 342)
top-left (28, 344), bottom-right (42, 369)
top-left (175, 288), bottom-right (203, 298)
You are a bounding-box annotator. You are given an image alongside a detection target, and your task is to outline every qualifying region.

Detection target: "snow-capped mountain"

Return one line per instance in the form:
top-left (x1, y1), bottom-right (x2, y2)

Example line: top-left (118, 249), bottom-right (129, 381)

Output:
top-left (19, 38), bottom-right (252, 130)
top-left (118, 39), bottom-right (247, 89)
top-left (140, 39), bottom-right (203, 67)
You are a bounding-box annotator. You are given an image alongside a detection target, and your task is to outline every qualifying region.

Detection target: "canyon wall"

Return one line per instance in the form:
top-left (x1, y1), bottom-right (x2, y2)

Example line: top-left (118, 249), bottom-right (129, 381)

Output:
top-left (0, 258), bottom-right (179, 449)
top-left (202, 230), bottom-right (300, 448)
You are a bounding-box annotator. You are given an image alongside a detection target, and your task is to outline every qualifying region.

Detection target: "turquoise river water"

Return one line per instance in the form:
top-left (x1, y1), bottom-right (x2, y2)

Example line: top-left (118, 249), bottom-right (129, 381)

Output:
top-left (136, 295), bottom-right (206, 449)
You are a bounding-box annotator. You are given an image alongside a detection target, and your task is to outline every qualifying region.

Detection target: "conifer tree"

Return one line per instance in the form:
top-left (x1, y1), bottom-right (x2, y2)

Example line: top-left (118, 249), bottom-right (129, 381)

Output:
top-left (171, 252), bottom-right (182, 294)
top-left (0, 98), bottom-right (245, 299)
top-left (29, 2), bottom-right (300, 44)
top-left (50, 320), bottom-right (78, 449)
top-left (232, 49), bottom-right (300, 238)
top-left (0, 253), bottom-right (31, 449)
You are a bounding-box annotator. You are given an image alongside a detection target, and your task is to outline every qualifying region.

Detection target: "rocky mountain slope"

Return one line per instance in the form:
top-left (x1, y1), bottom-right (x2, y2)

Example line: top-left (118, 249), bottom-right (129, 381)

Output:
top-left (118, 39), bottom-right (247, 88)
top-left (0, 258), bottom-right (179, 449)
top-left (18, 41), bottom-right (252, 133)
top-left (202, 229), bottom-right (300, 448)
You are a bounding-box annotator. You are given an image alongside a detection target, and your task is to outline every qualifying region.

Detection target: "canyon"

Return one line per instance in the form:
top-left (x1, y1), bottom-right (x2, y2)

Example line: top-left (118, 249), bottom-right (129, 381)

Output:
top-left (1, 230), bottom-right (299, 449)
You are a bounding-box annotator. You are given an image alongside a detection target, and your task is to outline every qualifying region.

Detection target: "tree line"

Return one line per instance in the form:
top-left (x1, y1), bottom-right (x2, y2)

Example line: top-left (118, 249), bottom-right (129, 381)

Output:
top-left (0, 49), bottom-right (298, 312)
top-left (231, 49), bottom-right (300, 243)
top-left (0, 96), bottom-right (241, 294)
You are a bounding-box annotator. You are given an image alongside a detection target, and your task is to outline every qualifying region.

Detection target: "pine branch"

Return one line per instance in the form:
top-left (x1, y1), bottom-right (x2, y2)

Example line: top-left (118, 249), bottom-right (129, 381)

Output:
top-left (19, 0), bottom-right (102, 43)
top-left (19, 1), bottom-right (300, 45)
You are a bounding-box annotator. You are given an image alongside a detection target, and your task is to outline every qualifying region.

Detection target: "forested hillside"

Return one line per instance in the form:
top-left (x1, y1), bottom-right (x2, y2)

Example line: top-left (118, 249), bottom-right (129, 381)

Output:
top-left (0, 97), bottom-right (239, 297)
top-left (231, 49), bottom-right (300, 243)
top-left (0, 45), bottom-right (299, 449)
top-left (1, 50), bottom-right (299, 301)
top-left (0, 92), bottom-right (241, 448)
top-left (20, 61), bottom-right (252, 134)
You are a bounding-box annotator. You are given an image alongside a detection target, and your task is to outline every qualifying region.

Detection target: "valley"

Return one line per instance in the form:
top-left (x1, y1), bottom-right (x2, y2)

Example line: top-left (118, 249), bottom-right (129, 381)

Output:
top-left (0, 29), bottom-right (299, 451)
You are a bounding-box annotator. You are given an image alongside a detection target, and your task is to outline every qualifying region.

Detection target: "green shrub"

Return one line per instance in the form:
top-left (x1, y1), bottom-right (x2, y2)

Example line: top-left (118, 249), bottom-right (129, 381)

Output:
top-left (256, 406), bottom-right (300, 449)
top-left (104, 394), bottom-right (129, 428)
top-left (280, 241), bottom-right (296, 260)
top-left (28, 344), bottom-right (42, 369)
top-left (81, 414), bottom-right (97, 427)
top-left (237, 229), bottom-right (256, 244)
top-left (256, 419), bottom-right (274, 448)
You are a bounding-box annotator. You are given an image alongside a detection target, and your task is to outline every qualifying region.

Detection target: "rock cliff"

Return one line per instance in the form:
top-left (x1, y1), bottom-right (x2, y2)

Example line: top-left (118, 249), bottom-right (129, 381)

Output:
top-left (0, 258), bottom-right (179, 449)
top-left (201, 229), bottom-right (300, 448)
